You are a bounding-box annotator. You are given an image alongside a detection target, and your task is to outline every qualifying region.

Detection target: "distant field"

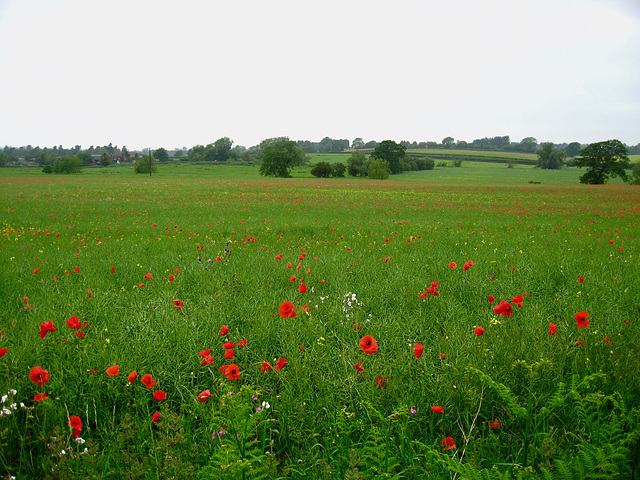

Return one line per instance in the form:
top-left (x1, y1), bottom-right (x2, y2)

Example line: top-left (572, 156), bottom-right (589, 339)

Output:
top-left (0, 158), bottom-right (632, 185)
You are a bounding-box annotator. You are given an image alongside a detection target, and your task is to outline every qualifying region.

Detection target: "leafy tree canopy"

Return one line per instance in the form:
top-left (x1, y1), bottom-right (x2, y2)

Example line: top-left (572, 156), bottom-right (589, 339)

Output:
top-left (258, 137), bottom-right (306, 178)
top-left (153, 148), bottom-right (169, 163)
top-left (371, 140), bottom-right (406, 174)
top-left (575, 140), bottom-right (629, 185)
top-left (536, 142), bottom-right (565, 169)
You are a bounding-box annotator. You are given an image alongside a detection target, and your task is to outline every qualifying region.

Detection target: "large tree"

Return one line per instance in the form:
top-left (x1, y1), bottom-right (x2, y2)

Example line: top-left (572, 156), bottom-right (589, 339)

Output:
top-left (258, 137), bottom-right (306, 178)
top-left (536, 142), bottom-right (565, 169)
top-left (575, 140), bottom-right (629, 185)
top-left (371, 140), bottom-right (406, 174)
top-left (153, 147), bottom-right (169, 163)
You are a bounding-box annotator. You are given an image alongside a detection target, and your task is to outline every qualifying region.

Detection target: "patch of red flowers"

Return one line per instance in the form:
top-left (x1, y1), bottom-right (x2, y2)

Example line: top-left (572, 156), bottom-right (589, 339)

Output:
top-left (549, 323), bottom-right (557, 335)
top-left (225, 364), bottom-right (241, 380)
top-left (69, 415), bottom-right (82, 438)
top-left (489, 419), bottom-right (501, 429)
top-left (431, 405), bottom-right (444, 413)
top-left (493, 300), bottom-right (513, 317)
top-left (575, 311), bottom-right (590, 328)
top-left (260, 362), bottom-right (272, 372)
top-left (359, 335), bottom-right (378, 355)
top-left (474, 326), bottom-right (485, 336)
top-left (414, 343), bottom-right (423, 358)
top-left (442, 437), bottom-right (457, 450)
top-left (106, 365), bottom-right (120, 377)
top-left (198, 389), bottom-right (211, 402)
top-left (463, 260), bottom-right (474, 271)
top-left (274, 358), bottom-right (288, 371)
top-left (39, 320), bottom-right (56, 339)
top-left (153, 390), bottom-right (166, 401)
top-left (142, 374), bottom-right (156, 389)
top-left (278, 301), bottom-right (297, 318)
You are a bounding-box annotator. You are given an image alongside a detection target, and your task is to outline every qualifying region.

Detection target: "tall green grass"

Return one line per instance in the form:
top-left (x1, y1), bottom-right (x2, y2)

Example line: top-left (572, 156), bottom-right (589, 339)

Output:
top-left (0, 171), bottom-right (639, 478)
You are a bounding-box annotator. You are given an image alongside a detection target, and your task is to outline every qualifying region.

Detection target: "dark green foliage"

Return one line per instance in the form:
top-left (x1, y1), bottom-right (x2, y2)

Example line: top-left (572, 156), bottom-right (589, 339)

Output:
top-left (52, 155), bottom-right (82, 173)
top-left (371, 140), bottom-right (406, 174)
top-left (564, 142), bottom-right (582, 158)
top-left (575, 139), bottom-right (630, 184)
top-left (98, 153), bottom-right (112, 167)
top-left (347, 150), bottom-right (369, 176)
top-left (258, 137), bottom-right (306, 177)
top-left (536, 143), bottom-right (566, 169)
top-left (42, 165), bottom-right (53, 173)
top-left (0, 152), bottom-right (9, 167)
top-left (310, 161), bottom-right (333, 178)
top-left (188, 138), bottom-right (235, 163)
top-left (76, 151), bottom-right (93, 165)
top-left (153, 147), bottom-right (169, 163)
top-left (331, 162), bottom-right (346, 177)
top-left (134, 154), bottom-right (157, 174)
top-left (367, 158), bottom-right (389, 179)
top-left (628, 162), bottom-right (640, 185)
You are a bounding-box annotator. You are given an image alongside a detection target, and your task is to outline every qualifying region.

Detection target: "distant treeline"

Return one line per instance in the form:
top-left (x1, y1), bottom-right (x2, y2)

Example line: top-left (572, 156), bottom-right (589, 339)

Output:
top-left (2, 135), bottom-right (639, 167)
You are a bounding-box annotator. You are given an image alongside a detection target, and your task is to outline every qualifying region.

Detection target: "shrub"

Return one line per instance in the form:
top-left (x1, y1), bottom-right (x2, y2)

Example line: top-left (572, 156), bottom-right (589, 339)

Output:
top-left (52, 155), bottom-right (82, 174)
top-left (42, 165), bottom-right (53, 174)
top-left (134, 155), bottom-right (158, 175)
top-left (347, 151), bottom-right (369, 177)
top-left (310, 162), bottom-right (333, 178)
top-left (331, 162), bottom-right (346, 177)
top-left (367, 158), bottom-right (389, 179)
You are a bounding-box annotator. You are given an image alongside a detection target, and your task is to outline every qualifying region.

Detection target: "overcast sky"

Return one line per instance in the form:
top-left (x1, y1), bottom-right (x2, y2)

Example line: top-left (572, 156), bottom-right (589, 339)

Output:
top-left (1, 0), bottom-right (639, 151)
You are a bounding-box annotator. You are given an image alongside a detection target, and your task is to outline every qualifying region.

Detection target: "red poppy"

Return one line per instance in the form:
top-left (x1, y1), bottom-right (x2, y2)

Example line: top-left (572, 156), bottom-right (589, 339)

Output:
top-left (201, 355), bottom-right (214, 365)
top-left (442, 437), bottom-right (457, 450)
top-left (174, 268), bottom-right (179, 274)
top-left (72, 428), bottom-right (82, 438)
top-left (222, 341), bottom-right (234, 349)
top-left (172, 298), bottom-right (184, 310)
top-left (359, 335), bottom-right (378, 355)
top-left (75, 331), bottom-right (85, 339)
top-left (260, 362), bottom-right (272, 372)
top-left (74, 267), bottom-right (81, 273)
top-left (493, 300), bottom-right (513, 317)
top-left (87, 368), bottom-right (97, 376)
top-left (144, 273), bottom-right (153, 280)
top-left (86, 289), bottom-right (92, 298)
top-left (575, 311), bottom-right (589, 328)
top-left (275, 254), bottom-right (283, 260)
top-left (215, 256), bottom-right (222, 262)
top-left (151, 411), bottom-right (160, 422)
top-left (419, 291), bottom-right (427, 299)
top-left (548, 323), bottom-right (557, 335)
top-left (22, 296), bottom-right (29, 303)
top-left (39, 320), bottom-right (56, 338)
top-left (275, 358), bottom-right (288, 371)
top-left (463, 260), bottom-right (474, 271)
top-left (448, 262), bottom-right (457, 268)
top-left (353, 363), bottom-right (365, 372)
top-left (298, 283), bottom-right (307, 294)
top-left (440, 352), bottom-right (446, 360)
top-left (488, 295), bottom-right (495, 303)
top-left (111, 267), bottom-right (115, 274)
top-left (199, 349), bottom-right (211, 357)
top-left (375, 375), bottom-right (388, 389)
top-left (225, 364), bottom-right (241, 380)
top-left (198, 389), bottom-right (211, 402)
top-left (603, 336), bottom-right (612, 346)
top-left (489, 419), bottom-right (501, 430)
top-left (106, 365), bottom-right (120, 377)
top-left (0, 348), bottom-right (7, 357)
top-left (236, 339), bottom-right (248, 347)
top-left (219, 325), bottom-right (229, 336)
top-left (34, 393), bottom-right (49, 402)
top-left (511, 294), bottom-right (524, 307)
top-left (414, 343), bottom-right (423, 358)
top-left (286, 262), bottom-right (292, 269)
top-left (224, 348), bottom-right (235, 359)
top-left (66, 316), bottom-right (81, 330)
top-left (33, 268), bottom-right (39, 275)
top-left (577, 277), bottom-right (585, 283)
top-left (141, 374), bottom-right (155, 389)
top-left (138, 283), bottom-right (145, 288)
top-left (68, 415), bottom-right (82, 431)
top-left (128, 371), bottom-right (138, 382)
top-left (431, 405), bottom-right (444, 413)
top-left (279, 301), bottom-right (297, 318)
top-left (474, 326), bottom-right (485, 336)
top-left (30, 366), bottom-right (50, 386)
top-left (153, 390), bottom-right (166, 401)
top-left (289, 275), bottom-right (297, 282)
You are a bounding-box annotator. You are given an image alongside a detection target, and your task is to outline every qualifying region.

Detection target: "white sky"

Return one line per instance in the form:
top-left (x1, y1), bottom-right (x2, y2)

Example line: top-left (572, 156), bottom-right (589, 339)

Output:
top-left (1, 0), bottom-right (639, 150)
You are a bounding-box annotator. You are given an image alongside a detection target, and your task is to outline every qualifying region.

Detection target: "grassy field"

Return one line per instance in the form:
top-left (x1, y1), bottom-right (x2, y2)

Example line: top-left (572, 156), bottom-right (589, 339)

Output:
top-left (0, 165), bottom-right (639, 478)
top-left (2, 158), bottom-right (632, 185)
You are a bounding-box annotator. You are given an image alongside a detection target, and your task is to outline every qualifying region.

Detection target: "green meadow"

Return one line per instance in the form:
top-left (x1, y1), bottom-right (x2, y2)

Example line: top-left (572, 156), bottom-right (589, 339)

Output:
top-left (0, 163), bottom-right (639, 479)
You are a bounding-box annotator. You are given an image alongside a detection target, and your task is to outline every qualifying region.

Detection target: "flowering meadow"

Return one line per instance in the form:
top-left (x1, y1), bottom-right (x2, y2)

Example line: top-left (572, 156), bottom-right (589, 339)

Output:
top-left (1, 171), bottom-right (639, 479)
